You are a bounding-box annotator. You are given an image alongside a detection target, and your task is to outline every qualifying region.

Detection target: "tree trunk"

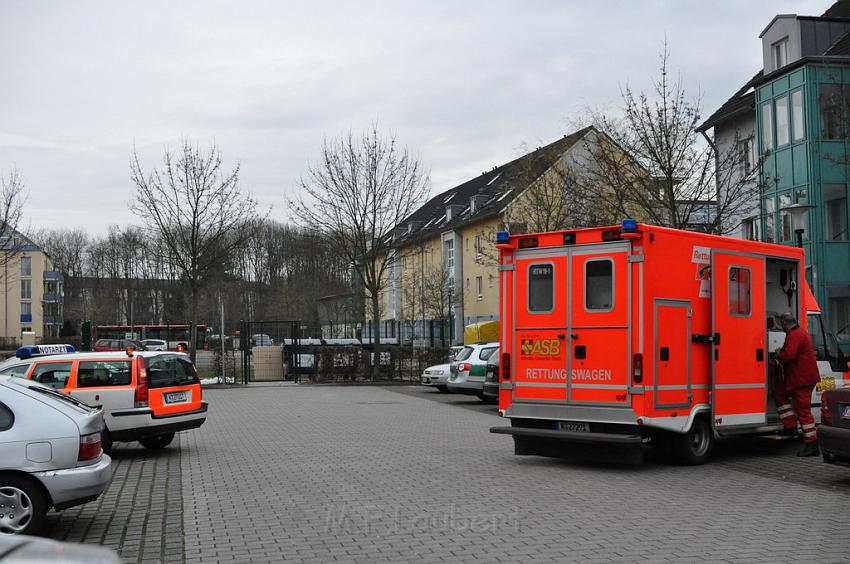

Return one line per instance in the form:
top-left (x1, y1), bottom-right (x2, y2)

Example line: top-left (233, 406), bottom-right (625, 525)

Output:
top-left (371, 292), bottom-right (381, 381)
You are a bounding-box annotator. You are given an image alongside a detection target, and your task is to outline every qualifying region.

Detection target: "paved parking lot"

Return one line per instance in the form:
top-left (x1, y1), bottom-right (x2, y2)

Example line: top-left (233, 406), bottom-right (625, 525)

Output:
top-left (46, 384), bottom-right (850, 563)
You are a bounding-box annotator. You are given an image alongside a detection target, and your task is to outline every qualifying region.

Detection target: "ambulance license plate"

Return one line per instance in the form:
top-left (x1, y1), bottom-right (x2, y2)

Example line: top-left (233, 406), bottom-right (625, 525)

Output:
top-left (165, 391), bottom-right (188, 404)
top-left (558, 422), bottom-right (589, 433)
top-left (841, 404), bottom-right (850, 419)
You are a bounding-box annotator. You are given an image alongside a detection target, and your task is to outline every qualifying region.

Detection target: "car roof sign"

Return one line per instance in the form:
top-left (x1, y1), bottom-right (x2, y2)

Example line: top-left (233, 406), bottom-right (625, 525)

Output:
top-left (16, 344), bottom-right (77, 359)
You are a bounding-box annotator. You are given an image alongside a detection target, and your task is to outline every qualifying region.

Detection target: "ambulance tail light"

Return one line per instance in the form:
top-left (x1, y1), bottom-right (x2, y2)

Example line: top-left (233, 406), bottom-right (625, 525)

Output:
top-left (821, 401), bottom-right (832, 424)
top-left (502, 352), bottom-right (511, 380)
top-left (134, 363), bottom-right (149, 408)
top-left (632, 353), bottom-right (643, 384)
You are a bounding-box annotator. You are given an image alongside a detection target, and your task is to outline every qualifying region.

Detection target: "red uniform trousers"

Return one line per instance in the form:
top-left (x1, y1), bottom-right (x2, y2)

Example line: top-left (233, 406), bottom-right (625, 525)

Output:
top-left (772, 383), bottom-right (817, 443)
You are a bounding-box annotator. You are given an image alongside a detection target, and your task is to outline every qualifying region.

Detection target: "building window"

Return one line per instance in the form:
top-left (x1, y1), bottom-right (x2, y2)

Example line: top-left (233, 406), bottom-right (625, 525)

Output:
top-left (761, 103), bottom-right (773, 151)
top-left (475, 276), bottom-right (483, 301)
top-left (775, 95), bottom-right (789, 146)
top-left (21, 302), bottom-right (31, 316)
top-left (21, 279), bottom-right (31, 300)
top-left (827, 286), bottom-right (850, 343)
top-left (475, 235), bottom-right (482, 261)
top-left (779, 193), bottom-right (793, 242)
top-left (728, 267), bottom-right (752, 316)
top-left (819, 83), bottom-right (845, 139)
top-left (488, 274), bottom-right (494, 288)
top-left (791, 90), bottom-right (804, 141)
top-left (772, 38), bottom-right (788, 69)
top-left (763, 196), bottom-right (776, 243)
top-left (20, 256), bottom-right (31, 277)
top-left (444, 238), bottom-right (454, 270)
top-left (743, 216), bottom-right (760, 241)
top-left (825, 184), bottom-right (848, 241)
top-left (738, 137), bottom-right (755, 176)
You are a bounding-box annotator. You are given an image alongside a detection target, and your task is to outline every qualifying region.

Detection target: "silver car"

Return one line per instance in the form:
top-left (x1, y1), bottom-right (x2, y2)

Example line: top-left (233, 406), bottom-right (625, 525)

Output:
top-left (420, 363), bottom-right (451, 391)
top-left (0, 375), bottom-right (112, 535)
top-left (140, 339), bottom-right (168, 351)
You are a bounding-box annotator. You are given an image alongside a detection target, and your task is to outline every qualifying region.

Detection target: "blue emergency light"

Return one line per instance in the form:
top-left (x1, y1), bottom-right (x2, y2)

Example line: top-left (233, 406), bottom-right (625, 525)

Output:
top-left (495, 231), bottom-right (510, 244)
top-left (15, 344), bottom-right (76, 360)
top-left (621, 219), bottom-right (638, 233)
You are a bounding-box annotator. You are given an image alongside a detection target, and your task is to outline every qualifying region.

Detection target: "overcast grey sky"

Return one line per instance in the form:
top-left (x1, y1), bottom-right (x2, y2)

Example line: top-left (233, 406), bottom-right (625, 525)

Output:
top-left (0, 0), bottom-right (832, 234)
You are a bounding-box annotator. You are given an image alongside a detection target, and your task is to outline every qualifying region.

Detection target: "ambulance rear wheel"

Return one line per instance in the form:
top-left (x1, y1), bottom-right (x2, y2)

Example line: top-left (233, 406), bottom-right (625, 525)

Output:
top-left (673, 416), bottom-right (714, 465)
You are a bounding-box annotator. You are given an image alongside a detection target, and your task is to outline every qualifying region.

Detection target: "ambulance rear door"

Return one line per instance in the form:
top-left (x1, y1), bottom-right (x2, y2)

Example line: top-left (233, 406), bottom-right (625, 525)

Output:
top-left (711, 251), bottom-right (767, 429)
top-left (568, 243), bottom-right (631, 406)
top-left (512, 249), bottom-right (568, 402)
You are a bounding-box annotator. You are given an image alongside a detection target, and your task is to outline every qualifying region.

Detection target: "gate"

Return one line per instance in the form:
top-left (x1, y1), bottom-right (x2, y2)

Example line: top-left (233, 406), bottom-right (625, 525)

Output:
top-left (239, 320), bottom-right (322, 383)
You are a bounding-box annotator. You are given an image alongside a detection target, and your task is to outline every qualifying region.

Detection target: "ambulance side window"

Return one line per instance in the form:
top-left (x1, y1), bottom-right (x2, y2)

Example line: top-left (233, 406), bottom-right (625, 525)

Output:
top-left (528, 263), bottom-right (554, 313)
top-left (728, 267), bottom-right (752, 316)
top-left (585, 259), bottom-right (613, 311)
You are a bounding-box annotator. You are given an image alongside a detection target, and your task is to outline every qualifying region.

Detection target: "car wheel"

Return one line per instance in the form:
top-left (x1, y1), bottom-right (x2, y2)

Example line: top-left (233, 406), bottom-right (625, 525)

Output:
top-left (672, 416), bottom-right (714, 465)
top-left (0, 474), bottom-right (47, 535)
top-left (139, 433), bottom-right (175, 450)
top-left (436, 385), bottom-right (449, 392)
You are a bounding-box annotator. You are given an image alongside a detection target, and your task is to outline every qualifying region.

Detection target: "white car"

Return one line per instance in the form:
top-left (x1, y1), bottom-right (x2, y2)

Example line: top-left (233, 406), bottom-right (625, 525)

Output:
top-left (0, 375), bottom-right (112, 535)
top-left (420, 363), bottom-right (451, 391)
top-left (140, 339), bottom-right (168, 351)
top-left (446, 342), bottom-right (499, 399)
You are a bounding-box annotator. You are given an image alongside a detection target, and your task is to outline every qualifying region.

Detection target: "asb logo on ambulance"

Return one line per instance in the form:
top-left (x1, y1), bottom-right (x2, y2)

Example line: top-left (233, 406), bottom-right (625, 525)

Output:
top-left (520, 338), bottom-right (560, 357)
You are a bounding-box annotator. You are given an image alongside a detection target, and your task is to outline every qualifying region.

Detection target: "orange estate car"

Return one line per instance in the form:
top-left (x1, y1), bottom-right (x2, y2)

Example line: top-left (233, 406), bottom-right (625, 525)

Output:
top-left (0, 345), bottom-right (207, 451)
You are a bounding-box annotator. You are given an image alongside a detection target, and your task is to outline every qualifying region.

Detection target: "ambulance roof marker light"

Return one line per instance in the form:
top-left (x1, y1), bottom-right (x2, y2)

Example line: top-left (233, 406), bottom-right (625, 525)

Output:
top-left (495, 231), bottom-right (510, 245)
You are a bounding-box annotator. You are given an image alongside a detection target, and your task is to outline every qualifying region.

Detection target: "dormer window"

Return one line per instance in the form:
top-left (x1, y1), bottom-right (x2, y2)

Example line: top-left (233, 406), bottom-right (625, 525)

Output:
top-left (772, 38), bottom-right (788, 69)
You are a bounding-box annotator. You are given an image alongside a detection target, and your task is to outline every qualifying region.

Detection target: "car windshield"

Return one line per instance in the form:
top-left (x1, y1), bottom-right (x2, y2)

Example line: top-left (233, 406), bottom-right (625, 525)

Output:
top-left (455, 347), bottom-right (474, 361)
top-left (146, 355), bottom-right (199, 388)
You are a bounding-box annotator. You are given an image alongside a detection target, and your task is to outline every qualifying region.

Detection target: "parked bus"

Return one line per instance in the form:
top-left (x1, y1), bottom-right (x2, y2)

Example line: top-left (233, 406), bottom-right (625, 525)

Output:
top-left (94, 324), bottom-right (207, 351)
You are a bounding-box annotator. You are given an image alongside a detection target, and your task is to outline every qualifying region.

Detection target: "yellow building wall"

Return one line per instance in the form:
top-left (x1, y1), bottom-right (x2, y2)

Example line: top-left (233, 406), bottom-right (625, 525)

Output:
top-left (0, 250), bottom-right (51, 341)
top-left (459, 217), bottom-right (502, 321)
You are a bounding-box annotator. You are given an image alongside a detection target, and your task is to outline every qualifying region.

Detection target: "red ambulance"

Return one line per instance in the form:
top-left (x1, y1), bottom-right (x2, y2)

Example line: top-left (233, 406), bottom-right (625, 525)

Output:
top-left (489, 220), bottom-right (849, 464)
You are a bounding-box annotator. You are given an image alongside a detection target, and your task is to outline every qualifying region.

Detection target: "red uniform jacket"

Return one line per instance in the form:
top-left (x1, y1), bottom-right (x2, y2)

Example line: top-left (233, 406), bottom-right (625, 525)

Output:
top-left (775, 325), bottom-right (821, 390)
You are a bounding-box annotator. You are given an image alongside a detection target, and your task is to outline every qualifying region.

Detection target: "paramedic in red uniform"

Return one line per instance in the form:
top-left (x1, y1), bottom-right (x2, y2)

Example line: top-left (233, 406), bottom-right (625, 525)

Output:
top-left (773, 312), bottom-right (821, 457)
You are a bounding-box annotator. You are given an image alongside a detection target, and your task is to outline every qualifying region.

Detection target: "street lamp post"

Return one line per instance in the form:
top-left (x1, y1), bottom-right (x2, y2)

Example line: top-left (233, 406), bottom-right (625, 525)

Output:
top-left (780, 203), bottom-right (816, 249)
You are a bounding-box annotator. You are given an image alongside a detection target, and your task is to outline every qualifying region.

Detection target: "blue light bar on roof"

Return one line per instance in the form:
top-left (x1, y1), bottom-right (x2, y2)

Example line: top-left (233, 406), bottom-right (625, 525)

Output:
top-left (495, 231), bottom-right (510, 244)
top-left (621, 219), bottom-right (638, 232)
top-left (16, 344), bottom-right (76, 360)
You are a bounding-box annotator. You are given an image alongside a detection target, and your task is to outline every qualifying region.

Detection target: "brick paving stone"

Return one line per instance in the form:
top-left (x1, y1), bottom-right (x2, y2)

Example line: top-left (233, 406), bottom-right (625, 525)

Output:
top-left (34, 383), bottom-right (850, 562)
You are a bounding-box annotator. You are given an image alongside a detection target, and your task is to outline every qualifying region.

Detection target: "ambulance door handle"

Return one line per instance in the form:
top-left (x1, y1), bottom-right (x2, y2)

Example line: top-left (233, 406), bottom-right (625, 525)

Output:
top-left (756, 348), bottom-right (764, 362)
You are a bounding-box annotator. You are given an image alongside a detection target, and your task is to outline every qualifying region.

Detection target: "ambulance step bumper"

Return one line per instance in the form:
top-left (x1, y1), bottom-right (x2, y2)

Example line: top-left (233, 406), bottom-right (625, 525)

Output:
top-left (489, 426), bottom-right (643, 444)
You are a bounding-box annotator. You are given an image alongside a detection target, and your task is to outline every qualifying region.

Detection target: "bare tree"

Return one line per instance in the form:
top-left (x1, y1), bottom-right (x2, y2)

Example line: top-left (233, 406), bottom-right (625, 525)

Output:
top-left (291, 126), bottom-right (429, 375)
top-left (579, 45), bottom-right (760, 234)
top-left (130, 140), bottom-right (261, 360)
top-left (0, 167), bottom-right (28, 274)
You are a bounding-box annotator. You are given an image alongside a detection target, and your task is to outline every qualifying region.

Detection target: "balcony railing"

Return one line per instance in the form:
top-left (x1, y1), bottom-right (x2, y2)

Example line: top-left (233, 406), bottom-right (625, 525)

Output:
top-left (43, 315), bottom-right (62, 325)
top-left (43, 271), bottom-right (63, 282)
top-left (42, 292), bottom-right (62, 303)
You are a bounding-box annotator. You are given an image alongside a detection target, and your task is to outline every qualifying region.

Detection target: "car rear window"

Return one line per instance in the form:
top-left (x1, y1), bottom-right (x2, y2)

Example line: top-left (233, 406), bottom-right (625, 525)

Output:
top-left (455, 347), bottom-right (474, 361)
top-left (77, 361), bottom-right (132, 387)
top-left (145, 355), bottom-right (198, 388)
top-left (479, 347), bottom-right (497, 361)
top-left (0, 364), bottom-right (30, 377)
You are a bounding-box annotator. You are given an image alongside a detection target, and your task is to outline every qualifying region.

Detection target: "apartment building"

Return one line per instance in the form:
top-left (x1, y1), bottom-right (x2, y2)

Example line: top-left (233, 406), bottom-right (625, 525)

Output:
top-left (699, 0), bottom-right (850, 347)
top-left (382, 126), bottom-right (599, 343)
top-left (0, 231), bottom-right (63, 343)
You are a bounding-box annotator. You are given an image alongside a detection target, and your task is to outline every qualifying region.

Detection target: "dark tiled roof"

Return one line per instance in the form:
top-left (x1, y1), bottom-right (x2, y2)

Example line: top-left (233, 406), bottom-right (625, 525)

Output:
top-left (826, 30), bottom-right (850, 55)
top-left (696, 71), bottom-right (762, 132)
top-left (390, 126), bottom-right (595, 246)
top-left (823, 0), bottom-right (850, 18)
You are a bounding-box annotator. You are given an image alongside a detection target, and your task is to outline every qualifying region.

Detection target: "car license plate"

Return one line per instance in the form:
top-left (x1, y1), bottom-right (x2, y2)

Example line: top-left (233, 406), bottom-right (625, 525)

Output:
top-left (841, 404), bottom-right (850, 419)
top-left (558, 421), bottom-right (589, 432)
top-left (164, 391), bottom-right (189, 404)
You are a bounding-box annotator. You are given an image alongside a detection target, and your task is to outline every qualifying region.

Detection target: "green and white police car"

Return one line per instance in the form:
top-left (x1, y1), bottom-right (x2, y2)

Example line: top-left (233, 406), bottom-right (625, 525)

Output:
top-left (446, 342), bottom-right (498, 400)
